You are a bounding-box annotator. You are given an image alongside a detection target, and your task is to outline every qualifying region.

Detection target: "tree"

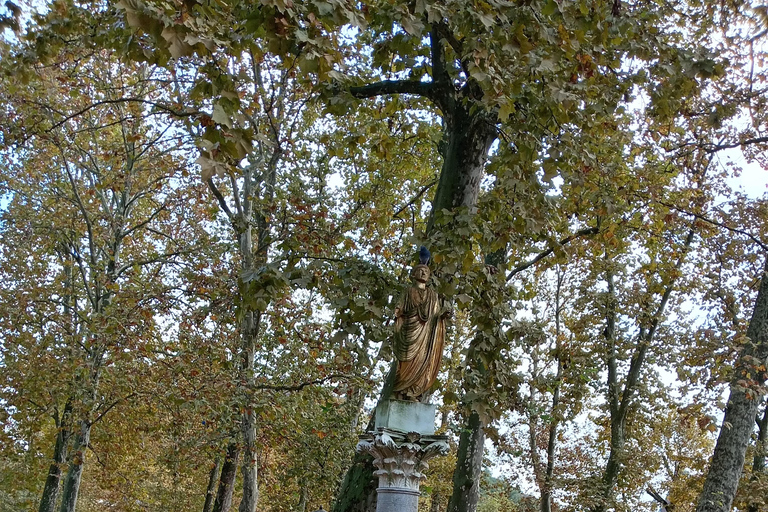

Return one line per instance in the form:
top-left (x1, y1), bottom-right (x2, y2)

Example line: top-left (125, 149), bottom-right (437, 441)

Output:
top-left (0, 40), bottom-right (203, 512)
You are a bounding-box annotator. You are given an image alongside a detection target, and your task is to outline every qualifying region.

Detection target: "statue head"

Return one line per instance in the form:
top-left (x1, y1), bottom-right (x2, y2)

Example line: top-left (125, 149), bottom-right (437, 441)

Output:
top-left (411, 264), bottom-right (430, 284)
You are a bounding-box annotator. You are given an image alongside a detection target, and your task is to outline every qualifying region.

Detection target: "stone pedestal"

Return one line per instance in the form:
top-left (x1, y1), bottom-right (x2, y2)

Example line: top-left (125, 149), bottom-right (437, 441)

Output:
top-left (358, 401), bottom-right (449, 512)
top-left (375, 399), bottom-right (437, 435)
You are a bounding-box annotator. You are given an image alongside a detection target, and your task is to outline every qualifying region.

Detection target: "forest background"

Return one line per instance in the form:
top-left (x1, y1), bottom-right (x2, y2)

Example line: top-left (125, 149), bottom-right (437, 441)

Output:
top-left (1, 0), bottom-right (768, 512)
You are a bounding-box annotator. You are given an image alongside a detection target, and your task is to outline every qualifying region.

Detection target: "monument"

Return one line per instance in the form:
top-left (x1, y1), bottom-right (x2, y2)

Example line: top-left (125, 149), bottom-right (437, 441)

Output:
top-left (357, 247), bottom-right (450, 512)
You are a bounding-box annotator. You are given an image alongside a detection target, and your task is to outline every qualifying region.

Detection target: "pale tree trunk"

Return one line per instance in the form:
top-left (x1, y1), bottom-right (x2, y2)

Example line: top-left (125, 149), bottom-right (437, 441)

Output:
top-left (297, 484), bottom-right (308, 512)
top-left (237, 236), bottom-right (259, 512)
top-left (541, 269), bottom-right (565, 512)
top-left (203, 457), bottom-right (221, 512)
top-left (430, 490), bottom-right (442, 512)
top-left (213, 443), bottom-right (240, 512)
top-left (39, 401), bottom-right (73, 512)
top-left (697, 259), bottom-right (768, 512)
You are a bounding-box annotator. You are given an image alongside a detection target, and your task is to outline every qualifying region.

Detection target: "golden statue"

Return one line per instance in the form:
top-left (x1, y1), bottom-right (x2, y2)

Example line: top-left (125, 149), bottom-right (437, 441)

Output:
top-left (392, 249), bottom-right (450, 401)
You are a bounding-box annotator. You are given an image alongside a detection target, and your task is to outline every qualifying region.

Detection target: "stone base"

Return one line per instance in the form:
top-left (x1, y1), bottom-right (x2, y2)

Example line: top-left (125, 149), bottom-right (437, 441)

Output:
top-left (375, 399), bottom-right (436, 435)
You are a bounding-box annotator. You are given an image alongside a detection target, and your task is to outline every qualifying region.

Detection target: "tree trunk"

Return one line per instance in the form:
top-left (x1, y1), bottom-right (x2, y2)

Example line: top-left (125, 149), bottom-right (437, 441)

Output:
top-left (430, 490), bottom-right (442, 512)
top-left (541, 270), bottom-right (565, 512)
top-left (238, 309), bottom-right (259, 512)
top-left (297, 484), bottom-right (308, 512)
top-left (427, 97), bottom-right (497, 229)
top-left (213, 442), bottom-right (240, 512)
top-left (203, 457), bottom-right (221, 512)
top-left (447, 411), bottom-right (484, 512)
top-left (58, 420), bottom-right (91, 512)
top-left (747, 403), bottom-right (768, 512)
top-left (335, 25), bottom-right (497, 512)
top-left (595, 229), bottom-right (694, 512)
top-left (39, 401), bottom-right (73, 512)
top-left (697, 259), bottom-right (768, 512)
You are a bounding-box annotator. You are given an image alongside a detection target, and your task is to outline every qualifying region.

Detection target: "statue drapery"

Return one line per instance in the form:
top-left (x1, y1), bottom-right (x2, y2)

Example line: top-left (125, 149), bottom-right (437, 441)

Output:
top-left (392, 263), bottom-right (447, 401)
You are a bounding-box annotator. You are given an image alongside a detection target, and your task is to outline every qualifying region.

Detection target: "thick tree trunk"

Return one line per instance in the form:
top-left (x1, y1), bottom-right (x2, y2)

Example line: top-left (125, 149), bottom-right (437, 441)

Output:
top-left (447, 411), bottom-right (484, 512)
top-left (696, 260), bottom-right (768, 512)
top-left (203, 458), bottom-right (221, 512)
top-left (428, 100), bottom-right (497, 229)
top-left (58, 420), bottom-right (91, 512)
top-left (213, 442), bottom-right (240, 512)
top-left (39, 401), bottom-right (73, 512)
top-left (747, 404), bottom-right (768, 512)
top-left (336, 24), bottom-right (497, 512)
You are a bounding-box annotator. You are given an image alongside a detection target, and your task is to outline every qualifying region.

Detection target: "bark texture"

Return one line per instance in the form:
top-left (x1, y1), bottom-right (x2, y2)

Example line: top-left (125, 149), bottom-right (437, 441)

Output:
top-left (747, 404), bottom-right (768, 512)
top-left (38, 402), bottom-right (72, 512)
top-left (697, 260), bottom-right (768, 512)
top-left (58, 421), bottom-right (91, 512)
top-left (213, 442), bottom-right (240, 512)
top-left (447, 411), bottom-right (484, 512)
top-left (203, 458), bottom-right (222, 512)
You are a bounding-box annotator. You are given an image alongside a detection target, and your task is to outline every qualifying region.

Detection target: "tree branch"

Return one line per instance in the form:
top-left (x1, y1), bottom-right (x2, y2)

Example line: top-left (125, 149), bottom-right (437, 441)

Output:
top-left (646, 486), bottom-right (673, 511)
top-left (89, 392), bottom-right (137, 426)
top-left (393, 179), bottom-right (438, 218)
top-left (658, 200), bottom-right (768, 252)
top-left (247, 373), bottom-right (354, 393)
top-left (506, 226), bottom-right (599, 281)
top-left (39, 98), bottom-right (196, 134)
top-left (206, 178), bottom-right (234, 219)
top-left (350, 80), bottom-right (435, 100)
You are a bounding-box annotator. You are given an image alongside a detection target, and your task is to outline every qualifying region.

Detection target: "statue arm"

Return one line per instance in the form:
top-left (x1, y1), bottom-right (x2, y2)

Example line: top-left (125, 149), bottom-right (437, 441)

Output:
top-left (440, 298), bottom-right (453, 319)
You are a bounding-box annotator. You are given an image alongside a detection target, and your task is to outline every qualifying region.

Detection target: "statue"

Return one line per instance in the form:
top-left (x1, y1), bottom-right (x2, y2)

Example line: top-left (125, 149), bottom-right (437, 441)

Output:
top-left (392, 247), bottom-right (450, 401)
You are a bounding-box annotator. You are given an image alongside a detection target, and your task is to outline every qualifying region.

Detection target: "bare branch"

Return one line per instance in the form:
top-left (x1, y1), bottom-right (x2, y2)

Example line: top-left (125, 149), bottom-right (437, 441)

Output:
top-left (89, 392), bottom-right (137, 426)
top-left (206, 178), bottom-right (234, 219)
top-left (393, 179), bottom-right (438, 219)
top-left (506, 226), bottom-right (600, 281)
top-left (246, 373), bottom-right (355, 393)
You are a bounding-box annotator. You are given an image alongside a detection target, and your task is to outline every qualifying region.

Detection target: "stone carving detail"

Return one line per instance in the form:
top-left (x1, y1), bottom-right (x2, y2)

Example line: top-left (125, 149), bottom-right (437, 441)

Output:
top-left (357, 429), bottom-right (450, 492)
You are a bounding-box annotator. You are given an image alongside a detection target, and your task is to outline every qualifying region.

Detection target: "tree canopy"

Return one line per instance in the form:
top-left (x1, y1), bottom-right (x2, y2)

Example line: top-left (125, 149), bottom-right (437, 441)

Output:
top-left (2, 1), bottom-right (768, 512)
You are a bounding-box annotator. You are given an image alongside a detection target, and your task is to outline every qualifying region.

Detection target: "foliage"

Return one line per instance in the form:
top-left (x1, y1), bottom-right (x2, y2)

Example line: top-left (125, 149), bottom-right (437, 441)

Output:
top-left (3, 0), bottom-right (768, 511)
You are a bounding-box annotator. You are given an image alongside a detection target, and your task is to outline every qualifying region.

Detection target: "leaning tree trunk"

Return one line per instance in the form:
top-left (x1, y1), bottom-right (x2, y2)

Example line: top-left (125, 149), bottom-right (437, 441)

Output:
top-left (697, 259), bottom-right (768, 512)
top-left (58, 420), bottom-right (91, 512)
top-left (38, 401), bottom-right (73, 512)
top-left (203, 457), bottom-right (222, 512)
top-left (213, 443), bottom-right (240, 512)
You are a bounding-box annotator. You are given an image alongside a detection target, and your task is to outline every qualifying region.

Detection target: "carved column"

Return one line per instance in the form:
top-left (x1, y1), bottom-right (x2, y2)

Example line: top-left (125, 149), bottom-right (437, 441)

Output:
top-left (357, 429), bottom-right (449, 512)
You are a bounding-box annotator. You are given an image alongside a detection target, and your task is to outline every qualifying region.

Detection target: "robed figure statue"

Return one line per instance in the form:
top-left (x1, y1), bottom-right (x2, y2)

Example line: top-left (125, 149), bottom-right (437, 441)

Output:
top-left (392, 253), bottom-right (449, 402)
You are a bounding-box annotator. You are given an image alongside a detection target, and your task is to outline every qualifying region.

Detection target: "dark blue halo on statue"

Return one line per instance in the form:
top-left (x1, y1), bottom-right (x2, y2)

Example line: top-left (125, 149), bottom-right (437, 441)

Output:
top-left (419, 246), bottom-right (431, 265)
